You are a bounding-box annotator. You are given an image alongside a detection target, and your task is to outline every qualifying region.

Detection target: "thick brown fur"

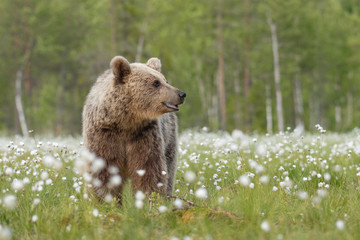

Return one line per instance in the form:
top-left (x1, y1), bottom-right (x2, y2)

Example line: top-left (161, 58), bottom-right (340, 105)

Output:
top-left (82, 56), bottom-right (185, 204)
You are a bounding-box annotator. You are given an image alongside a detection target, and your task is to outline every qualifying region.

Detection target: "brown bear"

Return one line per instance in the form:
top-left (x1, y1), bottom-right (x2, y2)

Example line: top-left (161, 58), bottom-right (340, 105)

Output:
top-left (82, 56), bottom-right (186, 204)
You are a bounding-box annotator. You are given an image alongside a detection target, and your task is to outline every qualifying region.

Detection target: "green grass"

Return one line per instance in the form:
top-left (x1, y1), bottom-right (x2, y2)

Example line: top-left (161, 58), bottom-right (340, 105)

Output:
top-left (1, 129), bottom-right (360, 239)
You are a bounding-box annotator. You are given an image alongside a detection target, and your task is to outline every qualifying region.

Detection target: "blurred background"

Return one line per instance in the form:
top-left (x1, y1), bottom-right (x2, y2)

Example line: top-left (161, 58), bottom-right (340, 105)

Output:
top-left (1, 0), bottom-right (360, 136)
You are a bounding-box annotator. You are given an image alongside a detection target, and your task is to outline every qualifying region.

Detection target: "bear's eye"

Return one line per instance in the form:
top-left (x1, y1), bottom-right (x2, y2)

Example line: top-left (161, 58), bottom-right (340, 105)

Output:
top-left (152, 80), bottom-right (161, 88)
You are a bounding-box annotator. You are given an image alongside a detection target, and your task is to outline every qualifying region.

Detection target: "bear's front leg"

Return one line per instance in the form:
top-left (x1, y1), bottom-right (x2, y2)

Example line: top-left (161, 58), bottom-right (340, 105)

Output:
top-left (126, 130), bottom-right (168, 195)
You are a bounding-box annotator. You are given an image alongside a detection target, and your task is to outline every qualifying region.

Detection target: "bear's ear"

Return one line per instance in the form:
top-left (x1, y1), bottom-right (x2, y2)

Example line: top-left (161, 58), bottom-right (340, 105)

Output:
top-left (146, 58), bottom-right (161, 72)
top-left (110, 56), bottom-right (131, 84)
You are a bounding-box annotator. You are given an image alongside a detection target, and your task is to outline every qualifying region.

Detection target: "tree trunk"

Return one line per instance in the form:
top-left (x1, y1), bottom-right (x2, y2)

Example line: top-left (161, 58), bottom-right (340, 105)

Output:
top-left (196, 61), bottom-right (208, 125)
top-left (56, 53), bottom-right (67, 136)
top-left (243, 0), bottom-right (251, 99)
top-left (266, 84), bottom-right (273, 134)
top-left (233, 70), bottom-right (241, 129)
top-left (335, 105), bottom-right (341, 131)
top-left (15, 69), bottom-right (29, 137)
top-left (56, 86), bottom-right (65, 136)
top-left (294, 78), bottom-right (304, 129)
top-left (135, 34), bottom-right (144, 62)
top-left (346, 91), bottom-right (353, 128)
top-left (109, 0), bottom-right (117, 55)
top-left (267, 13), bottom-right (284, 132)
top-left (216, 0), bottom-right (226, 131)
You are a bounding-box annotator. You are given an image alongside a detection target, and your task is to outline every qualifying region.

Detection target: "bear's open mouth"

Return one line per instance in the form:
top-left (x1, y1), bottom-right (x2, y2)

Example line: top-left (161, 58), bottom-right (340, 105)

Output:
top-left (163, 102), bottom-right (179, 111)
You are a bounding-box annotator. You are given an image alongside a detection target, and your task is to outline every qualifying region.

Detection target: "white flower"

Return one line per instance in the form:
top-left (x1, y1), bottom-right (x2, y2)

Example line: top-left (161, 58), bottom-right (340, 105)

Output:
top-left (135, 200), bottom-right (144, 209)
top-left (317, 189), bottom-right (327, 198)
top-left (23, 177), bottom-right (30, 184)
top-left (41, 171), bottom-right (49, 180)
top-left (43, 155), bottom-right (62, 170)
top-left (92, 209), bottom-right (99, 217)
top-left (135, 191), bottom-right (146, 201)
top-left (108, 166), bottom-right (119, 175)
top-left (3, 195), bottom-right (17, 210)
top-left (80, 149), bottom-right (96, 163)
top-left (324, 173), bottom-right (331, 181)
top-left (158, 205), bottom-right (168, 213)
top-left (272, 186), bottom-right (278, 192)
top-left (5, 167), bottom-right (12, 176)
top-left (195, 188), bottom-right (208, 199)
top-left (66, 224), bottom-right (71, 232)
top-left (239, 175), bottom-right (250, 187)
top-left (91, 158), bottom-right (105, 173)
top-left (184, 171), bottom-right (196, 183)
top-left (32, 215), bottom-right (38, 222)
top-left (92, 178), bottom-right (102, 187)
top-left (297, 191), bottom-right (309, 200)
top-left (161, 171), bottom-right (167, 175)
top-left (45, 179), bottom-right (53, 185)
top-left (33, 198), bottom-right (41, 206)
top-left (136, 169), bottom-right (146, 176)
top-left (11, 179), bottom-right (24, 191)
top-left (260, 220), bottom-right (270, 232)
top-left (107, 175), bottom-right (122, 188)
top-left (104, 194), bottom-right (113, 203)
top-left (259, 175), bottom-right (269, 184)
top-left (336, 220), bottom-right (345, 230)
top-left (174, 198), bottom-right (183, 209)
top-left (0, 225), bottom-right (12, 240)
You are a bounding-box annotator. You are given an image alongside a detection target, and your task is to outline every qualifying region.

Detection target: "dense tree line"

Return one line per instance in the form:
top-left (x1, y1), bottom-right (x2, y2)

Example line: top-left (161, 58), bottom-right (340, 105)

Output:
top-left (1, 0), bottom-right (360, 135)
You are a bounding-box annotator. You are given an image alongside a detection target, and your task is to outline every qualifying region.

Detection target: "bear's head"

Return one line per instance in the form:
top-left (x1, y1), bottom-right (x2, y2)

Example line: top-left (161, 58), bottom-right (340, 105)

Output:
top-left (110, 56), bottom-right (186, 120)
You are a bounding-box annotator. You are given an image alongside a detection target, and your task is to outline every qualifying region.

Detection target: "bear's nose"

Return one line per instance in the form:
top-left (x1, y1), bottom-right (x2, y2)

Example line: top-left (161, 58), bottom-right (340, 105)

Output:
top-left (179, 91), bottom-right (186, 99)
top-left (178, 91), bottom-right (186, 103)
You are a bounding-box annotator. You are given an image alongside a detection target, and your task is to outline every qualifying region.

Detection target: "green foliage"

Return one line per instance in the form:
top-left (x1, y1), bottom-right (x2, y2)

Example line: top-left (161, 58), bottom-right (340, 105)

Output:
top-left (0, 0), bottom-right (360, 135)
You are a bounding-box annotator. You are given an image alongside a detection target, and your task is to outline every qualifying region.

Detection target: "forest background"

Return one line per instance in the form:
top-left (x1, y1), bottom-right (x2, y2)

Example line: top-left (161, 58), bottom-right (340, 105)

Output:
top-left (1, 0), bottom-right (360, 136)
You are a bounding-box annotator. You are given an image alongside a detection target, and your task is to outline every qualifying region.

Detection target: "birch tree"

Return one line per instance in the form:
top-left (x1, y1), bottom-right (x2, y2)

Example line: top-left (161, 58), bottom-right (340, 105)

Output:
top-left (267, 13), bottom-right (284, 132)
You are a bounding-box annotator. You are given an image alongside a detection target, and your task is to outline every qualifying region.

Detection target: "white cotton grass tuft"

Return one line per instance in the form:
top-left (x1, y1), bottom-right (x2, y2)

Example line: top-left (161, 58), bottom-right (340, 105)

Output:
top-left (108, 166), bottom-right (119, 175)
top-left (91, 158), bottom-right (106, 173)
top-left (260, 220), bottom-right (271, 232)
top-left (297, 191), bottom-right (309, 200)
top-left (173, 198), bottom-right (183, 209)
top-left (42, 155), bottom-right (63, 170)
top-left (33, 198), bottom-right (41, 206)
top-left (135, 191), bottom-right (146, 201)
top-left (104, 194), bottom-right (113, 203)
top-left (75, 149), bottom-right (96, 174)
top-left (107, 175), bottom-right (122, 188)
top-left (184, 171), bottom-right (196, 183)
top-left (195, 188), bottom-right (208, 199)
top-left (0, 225), bottom-right (12, 240)
top-left (32, 215), bottom-right (38, 222)
top-left (259, 175), bottom-right (270, 184)
top-left (11, 179), bottom-right (24, 191)
top-left (92, 209), bottom-right (99, 217)
top-left (324, 173), bottom-right (331, 181)
top-left (3, 195), bottom-right (17, 210)
top-left (5, 167), bottom-right (13, 176)
top-left (136, 169), bottom-right (146, 176)
top-left (40, 171), bottom-right (49, 180)
top-left (336, 220), bottom-right (345, 230)
top-left (135, 200), bottom-right (144, 209)
top-left (239, 174), bottom-right (250, 187)
top-left (158, 205), bottom-right (168, 213)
